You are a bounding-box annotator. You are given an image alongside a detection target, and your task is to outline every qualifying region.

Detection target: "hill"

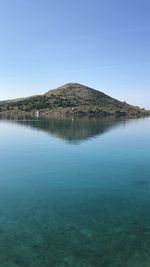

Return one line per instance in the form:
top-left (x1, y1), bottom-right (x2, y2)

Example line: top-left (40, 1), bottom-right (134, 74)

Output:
top-left (0, 83), bottom-right (149, 117)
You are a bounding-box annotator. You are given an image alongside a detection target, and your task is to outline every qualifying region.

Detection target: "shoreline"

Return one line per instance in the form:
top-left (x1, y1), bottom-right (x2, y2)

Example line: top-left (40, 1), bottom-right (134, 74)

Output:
top-left (0, 110), bottom-right (150, 120)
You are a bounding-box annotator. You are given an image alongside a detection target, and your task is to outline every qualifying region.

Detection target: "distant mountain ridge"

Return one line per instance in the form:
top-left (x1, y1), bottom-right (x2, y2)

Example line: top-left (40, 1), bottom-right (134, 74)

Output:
top-left (0, 83), bottom-right (149, 117)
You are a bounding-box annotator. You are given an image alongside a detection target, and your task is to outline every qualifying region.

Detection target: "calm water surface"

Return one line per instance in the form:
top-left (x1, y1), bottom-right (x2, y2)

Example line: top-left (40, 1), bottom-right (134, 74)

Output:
top-left (0, 116), bottom-right (150, 267)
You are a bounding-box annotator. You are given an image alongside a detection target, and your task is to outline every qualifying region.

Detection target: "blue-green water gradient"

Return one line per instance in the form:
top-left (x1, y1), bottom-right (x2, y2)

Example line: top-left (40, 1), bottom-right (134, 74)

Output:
top-left (0, 117), bottom-right (150, 267)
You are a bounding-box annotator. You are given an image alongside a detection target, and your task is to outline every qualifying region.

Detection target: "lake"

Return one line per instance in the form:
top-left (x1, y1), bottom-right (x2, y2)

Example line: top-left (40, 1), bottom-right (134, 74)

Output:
top-left (0, 116), bottom-right (150, 267)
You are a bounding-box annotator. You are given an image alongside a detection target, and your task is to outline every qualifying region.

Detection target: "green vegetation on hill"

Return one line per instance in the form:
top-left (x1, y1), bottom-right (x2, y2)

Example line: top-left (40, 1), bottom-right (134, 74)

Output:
top-left (0, 83), bottom-right (149, 116)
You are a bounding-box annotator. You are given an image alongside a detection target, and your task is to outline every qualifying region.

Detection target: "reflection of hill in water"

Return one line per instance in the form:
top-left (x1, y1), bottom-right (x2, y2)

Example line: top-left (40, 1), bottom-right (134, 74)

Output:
top-left (0, 115), bottom-right (127, 143)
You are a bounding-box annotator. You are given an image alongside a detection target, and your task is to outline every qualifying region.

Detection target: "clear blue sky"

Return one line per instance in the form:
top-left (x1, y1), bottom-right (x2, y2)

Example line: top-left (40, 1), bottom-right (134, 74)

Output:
top-left (0, 0), bottom-right (150, 108)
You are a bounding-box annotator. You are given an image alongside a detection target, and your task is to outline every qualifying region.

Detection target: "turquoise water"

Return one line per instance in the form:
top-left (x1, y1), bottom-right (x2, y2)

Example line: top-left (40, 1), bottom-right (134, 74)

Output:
top-left (0, 116), bottom-right (150, 267)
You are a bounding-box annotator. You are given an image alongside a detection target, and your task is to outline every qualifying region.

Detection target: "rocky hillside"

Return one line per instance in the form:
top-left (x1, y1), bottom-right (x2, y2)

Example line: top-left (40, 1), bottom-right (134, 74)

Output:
top-left (0, 83), bottom-right (149, 116)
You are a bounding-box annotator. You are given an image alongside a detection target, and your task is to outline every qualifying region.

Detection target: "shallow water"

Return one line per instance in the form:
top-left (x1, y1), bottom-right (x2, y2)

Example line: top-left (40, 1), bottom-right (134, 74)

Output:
top-left (0, 116), bottom-right (150, 267)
